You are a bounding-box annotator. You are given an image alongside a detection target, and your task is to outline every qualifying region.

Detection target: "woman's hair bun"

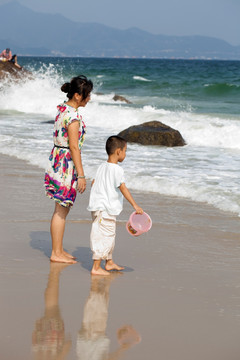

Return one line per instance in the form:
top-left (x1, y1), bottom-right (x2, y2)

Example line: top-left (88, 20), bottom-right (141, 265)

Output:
top-left (61, 75), bottom-right (93, 100)
top-left (61, 82), bottom-right (71, 93)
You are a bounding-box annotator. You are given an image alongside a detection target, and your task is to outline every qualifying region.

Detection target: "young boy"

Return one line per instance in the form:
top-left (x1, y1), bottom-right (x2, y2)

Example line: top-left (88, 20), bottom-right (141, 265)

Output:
top-left (87, 135), bottom-right (143, 276)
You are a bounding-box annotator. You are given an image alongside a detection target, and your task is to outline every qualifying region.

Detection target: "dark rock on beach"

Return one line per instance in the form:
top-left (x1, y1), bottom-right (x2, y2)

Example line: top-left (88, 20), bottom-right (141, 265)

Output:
top-left (118, 120), bottom-right (186, 147)
top-left (113, 94), bottom-right (132, 104)
top-left (0, 60), bottom-right (32, 80)
top-left (95, 92), bottom-right (132, 104)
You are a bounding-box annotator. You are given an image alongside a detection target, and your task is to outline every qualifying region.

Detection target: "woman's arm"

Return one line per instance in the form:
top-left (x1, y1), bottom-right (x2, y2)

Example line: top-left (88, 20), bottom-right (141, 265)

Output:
top-left (68, 121), bottom-right (86, 193)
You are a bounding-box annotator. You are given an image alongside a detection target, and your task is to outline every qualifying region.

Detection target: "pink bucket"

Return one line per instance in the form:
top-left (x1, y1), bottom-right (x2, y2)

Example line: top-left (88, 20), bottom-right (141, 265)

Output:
top-left (126, 212), bottom-right (152, 237)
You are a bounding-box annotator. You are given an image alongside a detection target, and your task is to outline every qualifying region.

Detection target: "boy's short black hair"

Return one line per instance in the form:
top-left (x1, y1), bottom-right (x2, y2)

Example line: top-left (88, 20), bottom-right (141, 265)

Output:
top-left (106, 136), bottom-right (127, 155)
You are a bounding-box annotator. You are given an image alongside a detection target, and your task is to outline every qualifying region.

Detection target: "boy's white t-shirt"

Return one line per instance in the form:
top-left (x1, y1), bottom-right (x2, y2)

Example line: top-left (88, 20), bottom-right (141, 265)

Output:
top-left (87, 162), bottom-right (125, 216)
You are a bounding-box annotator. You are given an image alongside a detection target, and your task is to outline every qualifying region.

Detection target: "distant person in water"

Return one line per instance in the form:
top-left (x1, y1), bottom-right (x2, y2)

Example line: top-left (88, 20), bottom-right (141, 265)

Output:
top-left (44, 75), bottom-right (93, 264)
top-left (0, 48), bottom-right (12, 61)
top-left (0, 48), bottom-right (22, 69)
top-left (9, 54), bottom-right (22, 69)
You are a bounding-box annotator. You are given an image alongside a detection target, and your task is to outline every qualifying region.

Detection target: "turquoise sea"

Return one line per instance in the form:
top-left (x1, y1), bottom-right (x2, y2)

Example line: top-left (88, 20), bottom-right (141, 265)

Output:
top-left (0, 57), bottom-right (240, 215)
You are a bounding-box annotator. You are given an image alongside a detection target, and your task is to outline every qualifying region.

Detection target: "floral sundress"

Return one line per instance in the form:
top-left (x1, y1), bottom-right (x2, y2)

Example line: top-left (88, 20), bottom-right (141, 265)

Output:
top-left (44, 102), bottom-right (86, 207)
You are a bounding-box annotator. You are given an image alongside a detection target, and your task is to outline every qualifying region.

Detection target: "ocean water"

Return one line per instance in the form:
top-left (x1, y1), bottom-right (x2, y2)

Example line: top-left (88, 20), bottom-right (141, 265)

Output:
top-left (0, 57), bottom-right (240, 216)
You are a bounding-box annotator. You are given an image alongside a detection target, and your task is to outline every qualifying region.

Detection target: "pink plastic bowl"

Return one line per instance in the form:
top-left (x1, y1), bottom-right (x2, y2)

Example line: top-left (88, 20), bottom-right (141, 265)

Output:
top-left (126, 211), bottom-right (152, 237)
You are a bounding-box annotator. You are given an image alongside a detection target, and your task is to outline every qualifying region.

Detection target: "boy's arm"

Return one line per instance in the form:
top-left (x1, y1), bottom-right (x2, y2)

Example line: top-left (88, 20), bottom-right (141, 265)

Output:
top-left (119, 183), bottom-right (143, 214)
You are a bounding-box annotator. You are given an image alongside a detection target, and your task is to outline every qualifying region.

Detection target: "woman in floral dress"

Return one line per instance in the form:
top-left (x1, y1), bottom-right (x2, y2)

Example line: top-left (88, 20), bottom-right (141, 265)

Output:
top-left (45, 75), bottom-right (93, 264)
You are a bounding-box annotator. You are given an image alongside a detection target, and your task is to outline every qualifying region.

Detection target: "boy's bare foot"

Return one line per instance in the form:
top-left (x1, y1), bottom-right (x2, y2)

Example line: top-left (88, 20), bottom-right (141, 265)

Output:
top-left (50, 253), bottom-right (77, 264)
top-left (91, 267), bottom-right (110, 276)
top-left (105, 260), bottom-right (124, 271)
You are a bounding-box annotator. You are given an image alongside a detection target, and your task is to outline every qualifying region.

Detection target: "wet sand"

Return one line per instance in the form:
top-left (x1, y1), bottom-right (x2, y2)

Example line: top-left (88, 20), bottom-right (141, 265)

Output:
top-left (1, 153), bottom-right (240, 360)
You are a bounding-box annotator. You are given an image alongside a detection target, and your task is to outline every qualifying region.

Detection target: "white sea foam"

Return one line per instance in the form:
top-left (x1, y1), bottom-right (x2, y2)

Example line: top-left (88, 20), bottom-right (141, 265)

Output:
top-left (133, 76), bottom-right (152, 82)
top-left (125, 173), bottom-right (240, 215)
top-left (91, 92), bottom-right (116, 104)
top-left (0, 65), bottom-right (62, 117)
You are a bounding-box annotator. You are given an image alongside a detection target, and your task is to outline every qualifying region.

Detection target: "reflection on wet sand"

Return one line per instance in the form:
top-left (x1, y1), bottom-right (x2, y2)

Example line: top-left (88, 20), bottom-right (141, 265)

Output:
top-left (31, 265), bottom-right (140, 360)
top-left (77, 274), bottom-right (141, 360)
top-left (32, 263), bottom-right (71, 360)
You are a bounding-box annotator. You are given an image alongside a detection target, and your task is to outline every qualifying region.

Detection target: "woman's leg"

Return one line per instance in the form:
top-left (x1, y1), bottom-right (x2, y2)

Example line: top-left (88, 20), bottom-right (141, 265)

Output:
top-left (50, 203), bottom-right (76, 263)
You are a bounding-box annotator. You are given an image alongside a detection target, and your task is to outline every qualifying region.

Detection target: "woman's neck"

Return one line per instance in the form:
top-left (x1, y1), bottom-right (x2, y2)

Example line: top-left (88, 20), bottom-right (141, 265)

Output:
top-left (66, 99), bottom-right (78, 109)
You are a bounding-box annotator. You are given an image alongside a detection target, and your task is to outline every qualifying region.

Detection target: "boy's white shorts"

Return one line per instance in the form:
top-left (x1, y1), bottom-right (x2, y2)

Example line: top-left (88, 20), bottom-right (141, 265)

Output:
top-left (90, 210), bottom-right (116, 260)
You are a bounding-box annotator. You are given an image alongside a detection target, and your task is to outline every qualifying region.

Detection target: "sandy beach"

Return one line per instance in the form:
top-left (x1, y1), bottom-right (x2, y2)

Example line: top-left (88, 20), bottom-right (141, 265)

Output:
top-left (1, 153), bottom-right (240, 360)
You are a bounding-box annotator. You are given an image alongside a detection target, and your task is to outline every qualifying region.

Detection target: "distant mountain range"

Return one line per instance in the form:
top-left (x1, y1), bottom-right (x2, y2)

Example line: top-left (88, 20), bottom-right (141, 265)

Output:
top-left (0, 1), bottom-right (240, 59)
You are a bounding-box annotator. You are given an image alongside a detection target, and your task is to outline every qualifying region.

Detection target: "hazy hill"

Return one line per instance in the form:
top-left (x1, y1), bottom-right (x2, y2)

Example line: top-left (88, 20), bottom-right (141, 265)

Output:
top-left (0, 1), bottom-right (240, 59)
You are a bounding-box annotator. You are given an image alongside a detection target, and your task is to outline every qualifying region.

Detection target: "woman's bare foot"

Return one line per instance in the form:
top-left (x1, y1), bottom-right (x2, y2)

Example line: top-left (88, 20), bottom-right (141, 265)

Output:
top-left (63, 250), bottom-right (77, 260)
top-left (105, 260), bottom-right (124, 271)
top-left (50, 252), bottom-right (77, 264)
top-left (91, 267), bottom-right (110, 276)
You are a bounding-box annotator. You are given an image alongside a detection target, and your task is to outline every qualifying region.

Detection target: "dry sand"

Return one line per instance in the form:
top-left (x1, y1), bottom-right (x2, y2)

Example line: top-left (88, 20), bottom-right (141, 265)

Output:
top-left (1, 153), bottom-right (240, 360)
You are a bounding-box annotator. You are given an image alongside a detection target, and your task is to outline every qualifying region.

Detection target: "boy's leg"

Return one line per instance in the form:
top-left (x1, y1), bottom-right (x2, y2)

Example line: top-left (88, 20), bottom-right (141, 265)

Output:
top-left (104, 216), bottom-right (124, 271)
top-left (90, 211), bottom-right (110, 276)
top-left (91, 259), bottom-right (110, 276)
top-left (90, 211), bottom-right (123, 273)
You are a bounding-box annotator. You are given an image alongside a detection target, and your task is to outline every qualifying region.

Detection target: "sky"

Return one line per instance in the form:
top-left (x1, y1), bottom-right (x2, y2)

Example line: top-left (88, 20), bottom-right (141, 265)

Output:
top-left (1, 0), bottom-right (239, 46)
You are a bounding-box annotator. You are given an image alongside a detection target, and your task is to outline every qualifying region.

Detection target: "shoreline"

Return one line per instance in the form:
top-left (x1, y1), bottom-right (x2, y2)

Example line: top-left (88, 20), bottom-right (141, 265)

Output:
top-left (1, 153), bottom-right (240, 360)
top-left (2, 152), bottom-right (239, 223)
